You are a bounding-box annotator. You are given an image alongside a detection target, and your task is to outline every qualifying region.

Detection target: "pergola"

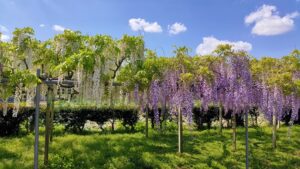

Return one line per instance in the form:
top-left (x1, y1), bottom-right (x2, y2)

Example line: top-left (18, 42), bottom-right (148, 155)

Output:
top-left (1, 69), bottom-right (76, 169)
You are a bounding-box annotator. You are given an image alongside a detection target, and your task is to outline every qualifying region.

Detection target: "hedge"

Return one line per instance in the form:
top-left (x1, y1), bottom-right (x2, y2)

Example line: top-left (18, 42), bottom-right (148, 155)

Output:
top-left (57, 107), bottom-right (139, 133)
top-left (0, 106), bottom-right (34, 136)
top-left (0, 105), bottom-right (299, 136)
top-left (0, 106), bottom-right (139, 136)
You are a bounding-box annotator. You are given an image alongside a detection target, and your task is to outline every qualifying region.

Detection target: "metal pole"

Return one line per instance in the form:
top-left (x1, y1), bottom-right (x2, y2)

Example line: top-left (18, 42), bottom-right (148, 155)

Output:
top-left (245, 110), bottom-right (249, 169)
top-left (34, 69), bottom-right (41, 169)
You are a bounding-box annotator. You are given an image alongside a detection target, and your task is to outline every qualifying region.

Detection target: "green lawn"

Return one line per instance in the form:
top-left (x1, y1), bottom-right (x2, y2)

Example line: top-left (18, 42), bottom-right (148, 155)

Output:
top-left (0, 124), bottom-right (300, 169)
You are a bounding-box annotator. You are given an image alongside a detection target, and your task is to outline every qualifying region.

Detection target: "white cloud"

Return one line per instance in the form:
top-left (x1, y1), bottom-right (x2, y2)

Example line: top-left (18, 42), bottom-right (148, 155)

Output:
top-left (0, 34), bottom-right (10, 41)
top-left (52, 24), bottom-right (66, 32)
top-left (196, 36), bottom-right (252, 56)
top-left (0, 25), bottom-right (9, 33)
top-left (245, 4), bottom-right (299, 36)
top-left (129, 18), bottom-right (162, 33)
top-left (168, 22), bottom-right (187, 35)
top-left (0, 25), bottom-right (10, 42)
top-left (39, 24), bottom-right (45, 28)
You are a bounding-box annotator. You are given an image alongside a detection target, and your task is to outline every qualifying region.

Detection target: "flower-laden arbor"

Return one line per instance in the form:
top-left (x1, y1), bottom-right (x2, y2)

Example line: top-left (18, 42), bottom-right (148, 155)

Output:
top-left (1, 26), bottom-right (300, 169)
top-left (251, 50), bottom-right (300, 149)
top-left (0, 27), bottom-right (38, 116)
top-left (37, 31), bottom-right (145, 164)
top-left (1, 27), bottom-right (146, 167)
top-left (118, 49), bottom-right (170, 137)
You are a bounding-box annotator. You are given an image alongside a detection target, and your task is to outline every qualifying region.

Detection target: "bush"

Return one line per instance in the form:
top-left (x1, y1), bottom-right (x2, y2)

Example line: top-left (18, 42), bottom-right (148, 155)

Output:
top-left (193, 106), bottom-right (218, 129)
top-left (0, 105), bottom-right (139, 135)
top-left (1, 103), bottom-right (298, 136)
top-left (56, 107), bottom-right (139, 133)
top-left (282, 110), bottom-right (300, 125)
top-left (0, 106), bottom-right (34, 136)
top-left (148, 107), bottom-right (169, 129)
top-left (193, 106), bottom-right (245, 130)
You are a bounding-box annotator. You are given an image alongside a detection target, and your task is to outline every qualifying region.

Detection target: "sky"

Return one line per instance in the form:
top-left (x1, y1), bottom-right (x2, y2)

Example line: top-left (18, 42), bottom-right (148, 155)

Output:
top-left (0, 0), bottom-right (300, 58)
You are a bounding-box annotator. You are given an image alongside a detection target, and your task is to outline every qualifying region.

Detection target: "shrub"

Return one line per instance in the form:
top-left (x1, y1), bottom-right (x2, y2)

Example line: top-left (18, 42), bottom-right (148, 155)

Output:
top-left (193, 106), bottom-right (245, 130)
top-left (148, 107), bottom-right (168, 129)
top-left (56, 107), bottom-right (139, 133)
top-left (193, 106), bottom-right (218, 130)
top-left (0, 106), bottom-right (34, 136)
top-left (0, 105), bottom-right (139, 135)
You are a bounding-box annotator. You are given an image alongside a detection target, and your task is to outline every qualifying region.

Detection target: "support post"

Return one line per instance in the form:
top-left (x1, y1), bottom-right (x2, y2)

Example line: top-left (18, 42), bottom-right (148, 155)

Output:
top-left (232, 113), bottom-right (237, 151)
top-left (146, 106), bottom-right (149, 138)
top-left (44, 85), bottom-right (53, 166)
top-left (272, 113), bottom-right (277, 149)
top-left (34, 69), bottom-right (41, 169)
top-left (219, 105), bottom-right (222, 134)
top-left (178, 108), bottom-right (183, 153)
top-left (162, 99), bottom-right (167, 131)
top-left (245, 110), bottom-right (249, 169)
top-left (110, 81), bottom-right (115, 132)
top-left (50, 94), bottom-right (54, 142)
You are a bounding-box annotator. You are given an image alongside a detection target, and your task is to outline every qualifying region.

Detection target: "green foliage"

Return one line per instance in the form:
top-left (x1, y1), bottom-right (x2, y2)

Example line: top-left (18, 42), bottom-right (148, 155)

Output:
top-left (213, 44), bottom-right (234, 57)
top-left (250, 52), bottom-right (300, 95)
top-left (48, 154), bottom-right (76, 169)
top-left (117, 49), bottom-right (170, 92)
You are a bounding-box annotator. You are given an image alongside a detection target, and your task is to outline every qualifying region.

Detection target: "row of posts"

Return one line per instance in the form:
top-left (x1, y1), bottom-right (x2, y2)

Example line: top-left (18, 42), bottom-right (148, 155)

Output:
top-left (32, 69), bottom-right (249, 169)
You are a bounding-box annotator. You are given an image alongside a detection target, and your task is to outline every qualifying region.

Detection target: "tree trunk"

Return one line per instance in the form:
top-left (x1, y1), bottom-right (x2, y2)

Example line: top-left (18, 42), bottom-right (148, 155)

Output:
top-left (232, 114), bottom-right (237, 151)
top-left (44, 85), bottom-right (53, 166)
top-left (219, 105), bottom-right (222, 134)
top-left (277, 119), bottom-right (280, 129)
top-left (178, 108), bottom-right (183, 153)
top-left (272, 113), bottom-right (277, 149)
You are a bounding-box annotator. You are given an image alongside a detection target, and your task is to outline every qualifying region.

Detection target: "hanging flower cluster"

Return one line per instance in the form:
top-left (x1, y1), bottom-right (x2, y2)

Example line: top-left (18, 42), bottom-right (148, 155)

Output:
top-left (150, 80), bottom-right (160, 125)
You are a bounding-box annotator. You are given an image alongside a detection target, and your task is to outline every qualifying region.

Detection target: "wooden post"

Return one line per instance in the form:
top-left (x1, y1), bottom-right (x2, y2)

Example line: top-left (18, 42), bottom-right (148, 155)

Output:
top-left (245, 110), bottom-right (249, 169)
top-left (178, 108), bottom-right (183, 153)
top-left (232, 113), bottom-right (237, 151)
top-left (50, 90), bottom-right (54, 142)
top-left (44, 85), bottom-right (53, 166)
top-left (110, 81), bottom-right (115, 132)
top-left (34, 69), bottom-right (41, 169)
top-left (272, 113), bottom-right (277, 149)
top-left (219, 105), bottom-right (222, 134)
top-left (162, 99), bottom-right (167, 131)
top-left (145, 106), bottom-right (149, 138)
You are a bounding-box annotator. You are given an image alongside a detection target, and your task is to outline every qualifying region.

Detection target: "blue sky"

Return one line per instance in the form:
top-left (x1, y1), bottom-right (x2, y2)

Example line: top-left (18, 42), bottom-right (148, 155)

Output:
top-left (0, 0), bottom-right (300, 58)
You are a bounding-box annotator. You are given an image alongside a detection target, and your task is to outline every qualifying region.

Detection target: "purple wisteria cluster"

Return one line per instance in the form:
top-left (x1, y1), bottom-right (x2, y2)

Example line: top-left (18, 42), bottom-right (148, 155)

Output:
top-left (144, 54), bottom-right (300, 126)
top-left (291, 95), bottom-right (300, 121)
top-left (148, 71), bottom-right (195, 125)
top-left (226, 56), bottom-right (253, 114)
top-left (260, 85), bottom-right (283, 121)
top-left (150, 80), bottom-right (160, 125)
top-left (195, 56), bottom-right (254, 116)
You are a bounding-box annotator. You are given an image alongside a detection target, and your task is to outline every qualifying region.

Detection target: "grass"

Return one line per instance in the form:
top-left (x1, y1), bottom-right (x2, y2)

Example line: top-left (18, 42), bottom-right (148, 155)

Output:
top-left (0, 124), bottom-right (300, 169)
